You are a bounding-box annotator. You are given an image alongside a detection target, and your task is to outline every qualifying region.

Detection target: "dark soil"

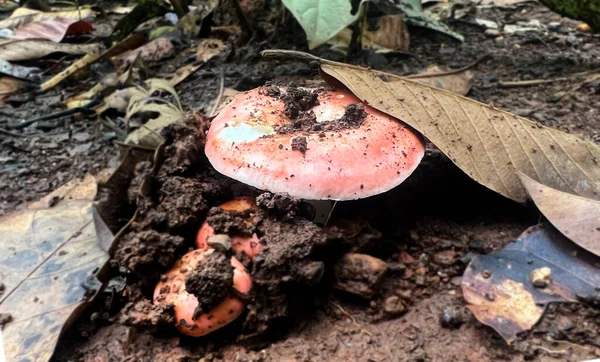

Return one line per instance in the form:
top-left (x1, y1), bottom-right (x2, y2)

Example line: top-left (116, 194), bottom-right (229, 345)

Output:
top-left (186, 251), bottom-right (234, 317)
top-left (2, 1), bottom-right (598, 361)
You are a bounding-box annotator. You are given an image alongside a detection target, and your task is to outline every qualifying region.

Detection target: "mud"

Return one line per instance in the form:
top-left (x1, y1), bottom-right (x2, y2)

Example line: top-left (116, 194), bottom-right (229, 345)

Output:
top-left (185, 251), bottom-right (234, 317)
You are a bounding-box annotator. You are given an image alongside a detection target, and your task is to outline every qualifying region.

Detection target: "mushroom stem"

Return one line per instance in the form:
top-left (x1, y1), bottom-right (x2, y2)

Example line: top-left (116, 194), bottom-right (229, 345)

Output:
top-left (305, 199), bottom-right (336, 225)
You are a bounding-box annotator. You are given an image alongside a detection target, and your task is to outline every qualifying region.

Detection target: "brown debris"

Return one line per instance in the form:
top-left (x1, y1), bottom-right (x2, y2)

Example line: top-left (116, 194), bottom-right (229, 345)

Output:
top-left (333, 253), bottom-right (388, 299)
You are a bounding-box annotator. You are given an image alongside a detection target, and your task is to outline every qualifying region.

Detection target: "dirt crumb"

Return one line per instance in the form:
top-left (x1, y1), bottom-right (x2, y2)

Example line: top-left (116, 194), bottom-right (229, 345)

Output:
top-left (291, 136), bottom-right (308, 154)
top-left (256, 192), bottom-right (300, 221)
top-left (113, 230), bottom-right (186, 282)
top-left (119, 299), bottom-right (175, 327)
top-left (280, 87), bottom-right (319, 119)
top-left (0, 313), bottom-right (11, 326)
top-left (185, 251), bottom-right (234, 319)
top-left (338, 104), bottom-right (367, 128)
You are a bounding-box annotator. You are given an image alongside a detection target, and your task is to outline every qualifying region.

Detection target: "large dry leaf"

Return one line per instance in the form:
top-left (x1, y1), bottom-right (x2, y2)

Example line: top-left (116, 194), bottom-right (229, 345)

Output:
top-left (462, 223), bottom-right (600, 343)
top-left (318, 61), bottom-right (600, 202)
top-left (12, 18), bottom-right (92, 43)
top-left (328, 14), bottom-right (409, 54)
top-left (0, 8), bottom-right (94, 30)
top-left (0, 174), bottom-right (112, 362)
top-left (519, 173), bottom-right (600, 257)
top-left (113, 37), bottom-right (174, 67)
top-left (169, 38), bottom-right (226, 86)
top-left (0, 38), bottom-right (100, 61)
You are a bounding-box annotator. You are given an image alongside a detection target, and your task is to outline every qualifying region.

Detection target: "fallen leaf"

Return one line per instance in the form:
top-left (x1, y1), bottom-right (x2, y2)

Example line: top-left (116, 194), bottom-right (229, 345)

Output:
top-left (318, 59), bottom-right (600, 202)
top-left (113, 37), bottom-right (175, 67)
top-left (0, 39), bottom-right (101, 61)
top-left (0, 58), bottom-right (39, 81)
top-left (0, 76), bottom-right (22, 98)
top-left (109, 1), bottom-right (167, 44)
top-left (328, 14), bottom-right (409, 54)
top-left (519, 173), bottom-right (600, 257)
top-left (169, 38), bottom-right (226, 86)
top-left (123, 78), bottom-right (184, 148)
top-left (175, 0), bottom-right (219, 37)
top-left (0, 174), bottom-right (112, 362)
top-left (407, 65), bottom-right (474, 95)
top-left (0, 8), bottom-right (94, 30)
top-left (282, 0), bottom-right (363, 49)
top-left (11, 18), bottom-right (93, 42)
top-left (41, 32), bottom-right (146, 92)
top-left (462, 223), bottom-right (600, 342)
top-left (371, 0), bottom-right (463, 41)
top-left (212, 88), bottom-right (241, 116)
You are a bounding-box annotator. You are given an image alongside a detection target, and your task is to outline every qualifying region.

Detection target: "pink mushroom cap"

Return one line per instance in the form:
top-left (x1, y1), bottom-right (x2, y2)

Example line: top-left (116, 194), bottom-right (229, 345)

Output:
top-left (205, 86), bottom-right (425, 200)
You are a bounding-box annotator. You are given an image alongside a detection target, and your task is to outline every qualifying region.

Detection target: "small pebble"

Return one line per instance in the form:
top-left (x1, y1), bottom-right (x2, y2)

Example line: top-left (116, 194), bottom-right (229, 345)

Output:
top-left (440, 309), bottom-right (464, 329)
top-left (530, 267), bottom-right (551, 288)
top-left (0, 313), bottom-right (12, 326)
top-left (481, 270), bottom-right (492, 279)
top-left (484, 29), bottom-right (500, 38)
top-left (383, 296), bottom-right (406, 317)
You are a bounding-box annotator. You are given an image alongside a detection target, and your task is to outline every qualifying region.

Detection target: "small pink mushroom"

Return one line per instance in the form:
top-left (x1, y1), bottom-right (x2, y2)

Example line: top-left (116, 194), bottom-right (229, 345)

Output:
top-left (196, 197), bottom-right (263, 259)
top-left (153, 249), bottom-right (252, 337)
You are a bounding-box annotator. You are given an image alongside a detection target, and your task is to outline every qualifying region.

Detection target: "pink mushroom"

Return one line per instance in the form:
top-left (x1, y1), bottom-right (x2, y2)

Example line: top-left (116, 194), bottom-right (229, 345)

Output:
top-left (153, 249), bottom-right (252, 337)
top-left (205, 86), bottom-right (424, 201)
top-left (196, 197), bottom-right (263, 259)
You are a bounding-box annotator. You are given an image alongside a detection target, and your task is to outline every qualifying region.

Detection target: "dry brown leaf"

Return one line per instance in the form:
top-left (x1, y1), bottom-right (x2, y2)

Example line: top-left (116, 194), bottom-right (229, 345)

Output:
top-left (12, 18), bottom-right (92, 43)
top-left (320, 62), bottom-right (600, 202)
top-left (0, 8), bottom-right (94, 30)
top-left (462, 223), bottom-right (600, 343)
top-left (407, 65), bottom-right (474, 96)
top-left (519, 173), bottom-right (600, 256)
top-left (0, 39), bottom-right (101, 61)
top-left (212, 88), bottom-right (241, 116)
top-left (169, 38), bottom-right (226, 86)
top-left (328, 15), bottom-right (409, 54)
top-left (112, 37), bottom-right (175, 67)
top-left (0, 174), bottom-right (111, 362)
top-left (0, 76), bottom-right (22, 97)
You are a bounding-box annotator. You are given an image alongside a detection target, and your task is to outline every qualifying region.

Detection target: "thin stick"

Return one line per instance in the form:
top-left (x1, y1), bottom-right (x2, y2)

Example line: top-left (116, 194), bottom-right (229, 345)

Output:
top-left (499, 67), bottom-right (600, 88)
top-left (0, 128), bottom-right (24, 137)
top-left (406, 55), bottom-right (490, 79)
top-left (209, 67), bottom-right (225, 118)
top-left (324, 200), bottom-right (337, 227)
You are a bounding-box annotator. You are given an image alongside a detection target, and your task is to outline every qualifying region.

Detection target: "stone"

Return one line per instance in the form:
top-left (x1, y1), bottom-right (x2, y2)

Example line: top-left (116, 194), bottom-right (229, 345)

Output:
top-left (333, 253), bottom-right (387, 299)
top-left (383, 296), bottom-right (406, 317)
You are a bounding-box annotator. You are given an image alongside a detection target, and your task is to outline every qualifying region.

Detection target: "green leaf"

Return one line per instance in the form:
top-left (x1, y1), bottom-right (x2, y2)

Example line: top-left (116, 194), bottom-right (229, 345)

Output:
top-left (282, 0), bottom-right (362, 49)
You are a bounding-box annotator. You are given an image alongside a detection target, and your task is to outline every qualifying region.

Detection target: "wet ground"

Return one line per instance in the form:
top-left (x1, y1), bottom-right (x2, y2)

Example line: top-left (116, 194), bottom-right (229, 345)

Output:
top-left (2, 1), bottom-right (599, 361)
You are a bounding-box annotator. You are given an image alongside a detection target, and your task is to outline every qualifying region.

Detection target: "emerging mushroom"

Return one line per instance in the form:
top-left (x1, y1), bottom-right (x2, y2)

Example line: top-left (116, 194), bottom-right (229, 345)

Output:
top-left (196, 197), bottom-right (262, 259)
top-left (205, 86), bottom-right (425, 201)
top-left (153, 249), bottom-right (252, 337)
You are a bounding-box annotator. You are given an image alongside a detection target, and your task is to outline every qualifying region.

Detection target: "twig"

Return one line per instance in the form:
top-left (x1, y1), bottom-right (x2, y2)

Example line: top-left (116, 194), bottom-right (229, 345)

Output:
top-left (209, 67), bottom-right (226, 118)
top-left (499, 67), bottom-right (600, 88)
top-left (406, 55), bottom-right (490, 79)
top-left (0, 128), bottom-right (24, 137)
top-left (324, 201), bottom-right (337, 227)
top-left (7, 98), bottom-right (101, 130)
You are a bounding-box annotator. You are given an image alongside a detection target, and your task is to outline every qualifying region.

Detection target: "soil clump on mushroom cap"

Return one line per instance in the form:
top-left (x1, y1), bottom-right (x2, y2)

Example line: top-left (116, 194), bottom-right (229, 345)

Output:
top-left (270, 86), bottom-right (368, 135)
top-left (185, 251), bottom-right (235, 319)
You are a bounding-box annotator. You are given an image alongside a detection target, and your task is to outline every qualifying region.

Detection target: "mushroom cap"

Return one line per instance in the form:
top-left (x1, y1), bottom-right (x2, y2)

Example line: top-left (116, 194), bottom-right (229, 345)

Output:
top-left (197, 197), bottom-right (262, 259)
top-left (205, 87), bottom-right (424, 200)
top-left (153, 249), bottom-right (252, 337)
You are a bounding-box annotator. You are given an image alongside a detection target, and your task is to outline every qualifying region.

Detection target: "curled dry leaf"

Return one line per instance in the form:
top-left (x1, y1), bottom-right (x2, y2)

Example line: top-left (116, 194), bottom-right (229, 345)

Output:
top-left (113, 37), bottom-right (175, 68)
top-left (123, 78), bottom-right (184, 148)
top-left (0, 8), bottom-right (94, 30)
top-left (318, 60), bottom-right (600, 203)
top-left (0, 174), bottom-right (112, 362)
top-left (0, 58), bottom-right (39, 81)
top-left (0, 76), bottom-right (22, 98)
top-left (0, 38), bottom-right (101, 61)
top-left (519, 172), bottom-right (600, 256)
top-left (462, 223), bottom-right (600, 343)
top-left (407, 65), bottom-right (474, 96)
top-left (12, 18), bottom-right (93, 43)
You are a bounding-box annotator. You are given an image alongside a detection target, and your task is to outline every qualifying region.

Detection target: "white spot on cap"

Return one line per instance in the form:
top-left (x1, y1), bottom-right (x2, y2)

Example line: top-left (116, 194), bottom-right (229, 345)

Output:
top-left (220, 123), bottom-right (274, 142)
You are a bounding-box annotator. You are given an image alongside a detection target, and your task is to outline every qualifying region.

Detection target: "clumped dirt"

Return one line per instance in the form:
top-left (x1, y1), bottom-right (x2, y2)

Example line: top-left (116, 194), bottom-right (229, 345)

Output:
top-left (186, 251), bottom-right (234, 317)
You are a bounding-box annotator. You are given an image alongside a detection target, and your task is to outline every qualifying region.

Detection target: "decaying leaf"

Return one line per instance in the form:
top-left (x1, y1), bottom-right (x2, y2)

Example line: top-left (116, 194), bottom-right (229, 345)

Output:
top-left (0, 58), bottom-right (39, 81)
top-left (174, 0), bottom-right (220, 37)
top-left (328, 14), bottom-right (409, 54)
top-left (519, 173), bottom-right (600, 257)
top-left (0, 8), bottom-right (94, 30)
top-left (282, 0), bottom-right (363, 49)
top-left (0, 38), bottom-right (101, 61)
top-left (169, 38), bottom-right (226, 86)
top-left (212, 88), bottom-right (241, 116)
top-left (0, 76), bottom-right (22, 98)
top-left (462, 223), bottom-right (600, 342)
top-left (318, 60), bottom-right (600, 203)
top-left (407, 65), bottom-right (474, 96)
top-left (113, 37), bottom-right (175, 68)
top-left (109, 1), bottom-right (167, 44)
top-left (123, 78), bottom-right (184, 148)
top-left (0, 174), bottom-right (112, 362)
top-left (12, 18), bottom-right (93, 43)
